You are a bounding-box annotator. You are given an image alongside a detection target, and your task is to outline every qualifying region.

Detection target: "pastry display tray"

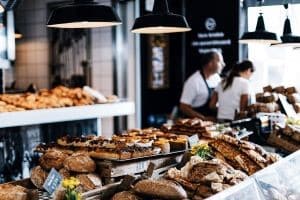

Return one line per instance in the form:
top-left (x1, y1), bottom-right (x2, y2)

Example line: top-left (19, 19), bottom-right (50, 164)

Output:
top-left (95, 149), bottom-right (187, 162)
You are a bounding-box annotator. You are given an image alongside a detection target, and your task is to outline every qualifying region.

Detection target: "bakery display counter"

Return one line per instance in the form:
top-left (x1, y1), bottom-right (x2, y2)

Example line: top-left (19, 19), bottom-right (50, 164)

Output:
top-left (1, 117), bottom-right (298, 200)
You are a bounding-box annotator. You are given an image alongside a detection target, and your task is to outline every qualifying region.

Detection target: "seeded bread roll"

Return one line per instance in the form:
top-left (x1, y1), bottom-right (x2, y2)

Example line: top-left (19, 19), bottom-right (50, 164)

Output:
top-left (63, 153), bottom-right (96, 173)
top-left (30, 166), bottom-right (48, 189)
top-left (39, 150), bottom-right (68, 170)
top-left (134, 179), bottom-right (187, 200)
top-left (112, 191), bottom-right (141, 200)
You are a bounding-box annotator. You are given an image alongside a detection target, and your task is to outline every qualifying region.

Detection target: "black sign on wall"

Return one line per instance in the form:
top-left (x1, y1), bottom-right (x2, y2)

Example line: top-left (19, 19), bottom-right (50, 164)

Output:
top-left (185, 0), bottom-right (240, 77)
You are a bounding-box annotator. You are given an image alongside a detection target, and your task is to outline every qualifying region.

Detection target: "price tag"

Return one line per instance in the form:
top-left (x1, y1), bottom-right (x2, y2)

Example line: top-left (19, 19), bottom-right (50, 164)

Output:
top-left (43, 168), bottom-right (62, 195)
top-left (136, 161), bottom-right (146, 172)
top-left (146, 162), bottom-right (156, 178)
top-left (188, 134), bottom-right (199, 147)
top-left (118, 175), bottom-right (136, 191)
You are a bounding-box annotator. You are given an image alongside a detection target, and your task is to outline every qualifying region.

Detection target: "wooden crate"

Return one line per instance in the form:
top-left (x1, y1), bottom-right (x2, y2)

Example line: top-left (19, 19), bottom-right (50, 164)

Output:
top-left (96, 151), bottom-right (185, 183)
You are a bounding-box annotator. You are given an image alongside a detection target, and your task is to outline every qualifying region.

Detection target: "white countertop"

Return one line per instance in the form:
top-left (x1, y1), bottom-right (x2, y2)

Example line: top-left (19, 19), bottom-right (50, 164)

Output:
top-left (0, 101), bottom-right (135, 128)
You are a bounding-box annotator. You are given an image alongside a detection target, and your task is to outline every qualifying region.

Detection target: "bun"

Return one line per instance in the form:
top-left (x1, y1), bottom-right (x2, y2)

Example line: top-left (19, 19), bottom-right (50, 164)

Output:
top-left (40, 150), bottom-right (68, 170)
top-left (63, 153), bottom-right (96, 173)
top-left (30, 166), bottom-right (48, 189)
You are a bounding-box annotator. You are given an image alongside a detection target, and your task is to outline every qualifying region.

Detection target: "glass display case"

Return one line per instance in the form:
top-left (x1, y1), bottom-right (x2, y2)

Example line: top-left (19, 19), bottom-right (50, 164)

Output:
top-left (208, 150), bottom-right (300, 200)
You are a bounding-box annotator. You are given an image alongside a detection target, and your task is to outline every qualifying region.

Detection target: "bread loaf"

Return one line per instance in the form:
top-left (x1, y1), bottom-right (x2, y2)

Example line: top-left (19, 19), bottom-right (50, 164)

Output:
top-left (64, 153), bottom-right (96, 173)
top-left (40, 150), bottom-right (68, 170)
top-left (134, 179), bottom-right (187, 199)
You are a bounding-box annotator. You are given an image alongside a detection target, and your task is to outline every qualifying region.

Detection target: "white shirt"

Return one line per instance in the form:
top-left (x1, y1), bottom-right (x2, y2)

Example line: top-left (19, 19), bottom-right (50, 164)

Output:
top-left (180, 71), bottom-right (221, 108)
top-left (215, 77), bottom-right (250, 120)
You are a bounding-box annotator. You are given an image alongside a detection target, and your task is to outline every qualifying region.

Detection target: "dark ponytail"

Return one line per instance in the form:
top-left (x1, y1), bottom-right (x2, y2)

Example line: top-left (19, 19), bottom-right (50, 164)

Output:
top-left (223, 60), bottom-right (254, 91)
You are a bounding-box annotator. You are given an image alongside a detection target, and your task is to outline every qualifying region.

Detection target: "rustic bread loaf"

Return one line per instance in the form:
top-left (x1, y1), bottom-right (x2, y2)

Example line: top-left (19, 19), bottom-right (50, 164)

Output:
top-left (40, 150), bottom-right (68, 170)
top-left (134, 179), bottom-right (187, 200)
top-left (63, 153), bottom-right (96, 173)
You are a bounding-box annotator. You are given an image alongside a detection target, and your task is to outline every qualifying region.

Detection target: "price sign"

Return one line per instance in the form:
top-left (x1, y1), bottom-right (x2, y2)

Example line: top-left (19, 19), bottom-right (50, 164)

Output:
top-left (188, 134), bottom-right (199, 147)
top-left (43, 168), bottom-right (62, 195)
top-left (136, 161), bottom-right (147, 172)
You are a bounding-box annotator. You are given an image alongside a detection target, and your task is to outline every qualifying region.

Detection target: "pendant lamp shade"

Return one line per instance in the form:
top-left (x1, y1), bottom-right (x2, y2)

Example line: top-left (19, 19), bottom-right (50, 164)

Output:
top-left (271, 4), bottom-right (300, 48)
top-left (240, 14), bottom-right (279, 44)
top-left (47, 0), bottom-right (122, 29)
top-left (131, 0), bottom-right (191, 34)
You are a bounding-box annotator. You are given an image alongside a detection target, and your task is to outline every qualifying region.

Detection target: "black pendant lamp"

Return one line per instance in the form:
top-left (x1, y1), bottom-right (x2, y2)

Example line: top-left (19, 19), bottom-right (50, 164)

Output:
top-left (271, 4), bottom-right (300, 48)
top-left (240, 0), bottom-right (278, 44)
top-left (47, 0), bottom-right (122, 29)
top-left (131, 0), bottom-right (191, 34)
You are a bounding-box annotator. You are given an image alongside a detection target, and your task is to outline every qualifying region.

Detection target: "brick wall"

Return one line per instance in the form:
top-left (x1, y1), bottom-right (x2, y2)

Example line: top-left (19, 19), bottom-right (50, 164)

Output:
top-left (13, 0), bottom-right (115, 136)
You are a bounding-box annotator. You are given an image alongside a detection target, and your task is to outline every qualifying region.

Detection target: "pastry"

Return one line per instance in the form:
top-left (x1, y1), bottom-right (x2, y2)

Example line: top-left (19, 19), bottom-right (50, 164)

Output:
top-left (39, 150), bottom-right (68, 170)
top-left (154, 140), bottom-right (170, 153)
top-left (134, 179), bottom-right (188, 199)
top-left (64, 153), bottom-right (96, 173)
top-left (30, 166), bottom-right (48, 189)
top-left (89, 148), bottom-right (120, 160)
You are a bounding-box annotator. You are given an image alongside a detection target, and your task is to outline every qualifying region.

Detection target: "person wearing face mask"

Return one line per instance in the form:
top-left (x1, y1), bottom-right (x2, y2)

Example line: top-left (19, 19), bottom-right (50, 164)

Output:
top-left (179, 50), bottom-right (225, 121)
top-left (209, 60), bottom-right (255, 122)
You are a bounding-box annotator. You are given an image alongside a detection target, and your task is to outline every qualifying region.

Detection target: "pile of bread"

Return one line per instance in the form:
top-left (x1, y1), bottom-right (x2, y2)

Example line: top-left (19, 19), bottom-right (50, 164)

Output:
top-left (268, 123), bottom-right (300, 153)
top-left (210, 134), bottom-right (280, 175)
top-left (0, 86), bottom-right (95, 112)
top-left (162, 118), bottom-right (221, 138)
top-left (35, 129), bottom-right (188, 161)
top-left (166, 157), bottom-right (248, 199)
top-left (109, 135), bottom-right (281, 200)
top-left (30, 150), bottom-right (102, 193)
top-left (238, 85), bottom-right (298, 118)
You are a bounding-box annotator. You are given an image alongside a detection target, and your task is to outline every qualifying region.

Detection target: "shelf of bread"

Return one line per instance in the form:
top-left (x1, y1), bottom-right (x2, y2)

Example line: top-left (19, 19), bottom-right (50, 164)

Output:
top-left (0, 85), bottom-right (134, 128)
top-left (267, 118), bottom-right (300, 153)
top-left (35, 128), bottom-right (189, 161)
top-left (237, 85), bottom-right (299, 119)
